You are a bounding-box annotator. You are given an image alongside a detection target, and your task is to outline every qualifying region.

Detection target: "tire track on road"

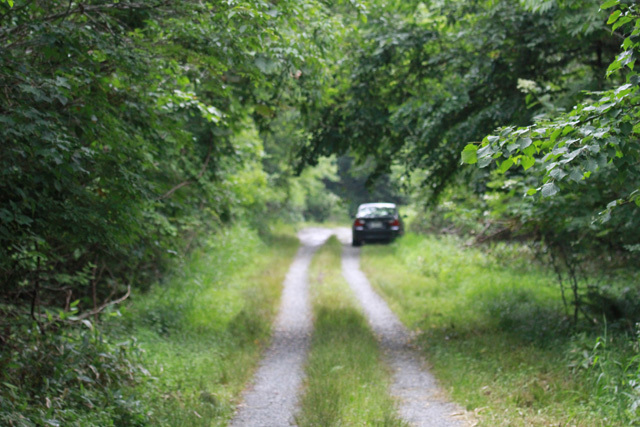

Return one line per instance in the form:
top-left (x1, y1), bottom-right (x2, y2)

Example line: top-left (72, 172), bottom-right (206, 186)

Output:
top-left (335, 228), bottom-right (468, 427)
top-left (230, 228), bottom-right (333, 427)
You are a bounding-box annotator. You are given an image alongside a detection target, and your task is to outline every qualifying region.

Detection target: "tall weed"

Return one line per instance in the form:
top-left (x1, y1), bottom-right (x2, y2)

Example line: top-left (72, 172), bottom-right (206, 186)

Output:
top-left (0, 314), bottom-right (147, 426)
top-left (567, 327), bottom-right (640, 423)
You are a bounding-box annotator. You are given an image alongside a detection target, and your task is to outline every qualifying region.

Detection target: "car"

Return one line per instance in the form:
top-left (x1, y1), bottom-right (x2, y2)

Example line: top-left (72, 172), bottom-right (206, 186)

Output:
top-left (351, 202), bottom-right (404, 247)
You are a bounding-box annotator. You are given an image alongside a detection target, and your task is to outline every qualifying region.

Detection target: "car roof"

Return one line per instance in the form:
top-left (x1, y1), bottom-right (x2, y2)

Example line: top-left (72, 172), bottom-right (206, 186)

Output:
top-left (357, 203), bottom-right (397, 209)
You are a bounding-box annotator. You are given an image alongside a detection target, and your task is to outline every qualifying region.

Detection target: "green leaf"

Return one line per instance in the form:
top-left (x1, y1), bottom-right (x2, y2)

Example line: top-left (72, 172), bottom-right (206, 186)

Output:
top-left (616, 51), bottom-right (634, 71)
top-left (478, 156), bottom-right (493, 168)
top-left (255, 56), bottom-right (278, 74)
top-left (549, 168), bottom-right (567, 179)
top-left (497, 158), bottom-right (514, 173)
top-left (569, 169), bottom-right (584, 183)
top-left (2, 382), bottom-right (18, 391)
top-left (541, 182), bottom-right (559, 197)
top-left (461, 144), bottom-right (478, 164)
top-left (597, 154), bottom-right (608, 168)
top-left (81, 319), bottom-right (94, 330)
top-left (521, 156), bottom-right (535, 170)
top-left (255, 104), bottom-right (274, 117)
top-left (620, 122), bottom-right (633, 135)
top-left (587, 144), bottom-right (601, 154)
top-left (607, 60), bottom-right (623, 77)
top-left (477, 144), bottom-right (496, 159)
top-left (517, 137), bottom-right (532, 150)
top-left (585, 159), bottom-right (598, 172)
top-left (600, 0), bottom-right (619, 9)
top-left (523, 145), bottom-right (536, 157)
top-left (607, 10), bottom-right (622, 25)
top-left (612, 16), bottom-right (633, 31)
top-left (526, 188), bottom-right (537, 196)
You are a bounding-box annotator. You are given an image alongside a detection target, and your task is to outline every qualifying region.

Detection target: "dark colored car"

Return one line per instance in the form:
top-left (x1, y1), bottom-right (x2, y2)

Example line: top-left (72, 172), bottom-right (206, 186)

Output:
top-left (351, 203), bottom-right (404, 246)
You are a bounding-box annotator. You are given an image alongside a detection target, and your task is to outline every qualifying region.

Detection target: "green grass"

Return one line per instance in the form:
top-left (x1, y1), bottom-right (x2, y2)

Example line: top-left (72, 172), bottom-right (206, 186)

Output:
top-left (297, 236), bottom-right (406, 427)
top-left (360, 233), bottom-right (640, 426)
top-left (119, 224), bottom-right (300, 426)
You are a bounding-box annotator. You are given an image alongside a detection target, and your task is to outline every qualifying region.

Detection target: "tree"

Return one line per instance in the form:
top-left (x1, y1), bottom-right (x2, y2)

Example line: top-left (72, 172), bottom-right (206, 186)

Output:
top-left (0, 0), bottom-right (337, 322)
top-left (459, 0), bottom-right (640, 324)
top-left (299, 0), bottom-right (618, 201)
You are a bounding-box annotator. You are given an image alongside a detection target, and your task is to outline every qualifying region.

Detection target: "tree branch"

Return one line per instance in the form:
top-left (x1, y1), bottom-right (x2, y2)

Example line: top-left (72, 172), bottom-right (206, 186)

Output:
top-left (1, 1), bottom-right (171, 43)
top-left (75, 285), bottom-right (131, 321)
top-left (158, 144), bottom-right (213, 200)
top-left (31, 242), bottom-right (45, 335)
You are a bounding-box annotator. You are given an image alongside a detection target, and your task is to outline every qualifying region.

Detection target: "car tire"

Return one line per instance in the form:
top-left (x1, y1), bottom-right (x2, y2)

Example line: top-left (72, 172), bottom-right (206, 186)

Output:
top-left (352, 238), bottom-right (362, 247)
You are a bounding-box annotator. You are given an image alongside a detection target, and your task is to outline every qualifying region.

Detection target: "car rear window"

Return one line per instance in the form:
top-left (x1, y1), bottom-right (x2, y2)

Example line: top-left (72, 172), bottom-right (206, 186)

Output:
top-left (357, 206), bottom-right (396, 218)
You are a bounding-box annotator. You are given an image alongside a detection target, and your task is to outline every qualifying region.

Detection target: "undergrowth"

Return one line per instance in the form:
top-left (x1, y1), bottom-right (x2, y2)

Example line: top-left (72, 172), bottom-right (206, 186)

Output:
top-left (0, 224), bottom-right (299, 426)
top-left (0, 314), bottom-right (147, 426)
top-left (360, 233), bottom-right (640, 426)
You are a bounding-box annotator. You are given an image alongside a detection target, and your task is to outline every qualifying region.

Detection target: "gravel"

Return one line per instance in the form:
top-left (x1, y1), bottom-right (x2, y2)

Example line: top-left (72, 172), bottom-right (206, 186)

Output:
top-left (229, 228), bottom-right (333, 427)
top-left (231, 227), bottom-right (468, 426)
top-left (335, 227), bottom-right (469, 427)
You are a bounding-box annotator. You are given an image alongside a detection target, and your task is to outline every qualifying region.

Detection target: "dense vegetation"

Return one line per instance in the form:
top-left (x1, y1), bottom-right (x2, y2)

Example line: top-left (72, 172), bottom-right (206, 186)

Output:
top-left (0, 1), bottom-right (342, 424)
top-left (0, 0), bottom-right (333, 319)
top-left (1, 0), bottom-right (639, 425)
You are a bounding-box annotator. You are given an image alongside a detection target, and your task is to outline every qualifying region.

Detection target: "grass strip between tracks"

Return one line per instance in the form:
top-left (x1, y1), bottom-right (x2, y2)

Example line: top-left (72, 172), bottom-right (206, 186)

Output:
top-left (297, 235), bottom-right (406, 426)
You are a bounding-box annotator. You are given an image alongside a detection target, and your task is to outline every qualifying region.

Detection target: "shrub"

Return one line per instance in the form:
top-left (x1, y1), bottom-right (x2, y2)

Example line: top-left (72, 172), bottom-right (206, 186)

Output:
top-left (0, 310), bottom-right (148, 426)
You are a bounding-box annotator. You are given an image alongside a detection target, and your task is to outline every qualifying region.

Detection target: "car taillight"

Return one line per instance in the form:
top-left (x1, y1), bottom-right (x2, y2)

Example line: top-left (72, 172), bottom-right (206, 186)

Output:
top-left (389, 218), bottom-right (400, 227)
top-left (354, 219), bottom-right (365, 227)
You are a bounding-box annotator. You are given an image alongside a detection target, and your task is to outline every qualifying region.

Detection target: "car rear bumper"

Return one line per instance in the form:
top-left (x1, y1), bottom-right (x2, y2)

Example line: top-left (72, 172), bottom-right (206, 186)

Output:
top-left (352, 228), bottom-right (401, 242)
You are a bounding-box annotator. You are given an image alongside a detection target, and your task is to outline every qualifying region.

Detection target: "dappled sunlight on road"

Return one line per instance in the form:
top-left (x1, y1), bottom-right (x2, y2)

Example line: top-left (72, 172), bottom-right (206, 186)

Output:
top-left (296, 227), bottom-right (334, 247)
top-left (296, 226), bottom-right (351, 246)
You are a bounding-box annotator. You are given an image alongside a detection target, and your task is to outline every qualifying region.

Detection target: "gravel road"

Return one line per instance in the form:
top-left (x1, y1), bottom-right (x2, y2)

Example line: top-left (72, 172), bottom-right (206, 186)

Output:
top-left (231, 227), bottom-right (468, 426)
top-left (334, 227), bottom-right (468, 427)
top-left (229, 228), bottom-right (333, 427)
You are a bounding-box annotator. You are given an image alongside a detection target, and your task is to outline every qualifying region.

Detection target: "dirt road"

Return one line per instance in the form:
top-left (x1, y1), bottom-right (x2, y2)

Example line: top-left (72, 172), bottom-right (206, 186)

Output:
top-left (335, 227), bottom-right (466, 426)
top-left (230, 228), bottom-right (333, 427)
top-left (230, 227), bottom-right (467, 426)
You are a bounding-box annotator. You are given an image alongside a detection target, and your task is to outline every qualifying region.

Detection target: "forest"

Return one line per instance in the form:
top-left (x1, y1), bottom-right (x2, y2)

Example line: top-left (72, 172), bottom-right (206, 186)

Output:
top-left (1, 0), bottom-right (639, 425)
